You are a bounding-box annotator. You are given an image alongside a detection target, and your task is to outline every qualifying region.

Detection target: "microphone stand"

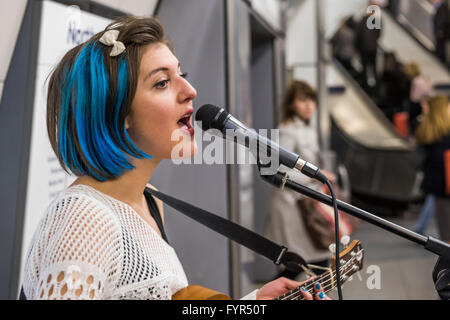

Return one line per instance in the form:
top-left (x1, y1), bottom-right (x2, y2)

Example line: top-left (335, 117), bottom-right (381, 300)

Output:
top-left (260, 170), bottom-right (450, 299)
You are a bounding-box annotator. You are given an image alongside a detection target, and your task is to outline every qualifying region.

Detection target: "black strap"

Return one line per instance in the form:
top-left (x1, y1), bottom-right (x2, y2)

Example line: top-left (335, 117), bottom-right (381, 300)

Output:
top-left (147, 188), bottom-right (307, 271)
top-left (19, 287), bottom-right (26, 300)
top-left (144, 188), bottom-right (169, 243)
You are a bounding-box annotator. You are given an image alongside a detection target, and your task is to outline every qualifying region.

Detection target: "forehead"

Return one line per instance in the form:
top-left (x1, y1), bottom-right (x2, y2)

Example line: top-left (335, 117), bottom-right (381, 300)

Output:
top-left (295, 95), bottom-right (314, 102)
top-left (139, 43), bottom-right (179, 75)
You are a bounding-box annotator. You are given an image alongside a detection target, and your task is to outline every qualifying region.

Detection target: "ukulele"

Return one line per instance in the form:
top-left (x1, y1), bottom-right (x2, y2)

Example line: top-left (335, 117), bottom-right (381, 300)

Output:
top-left (172, 238), bottom-right (364, 300)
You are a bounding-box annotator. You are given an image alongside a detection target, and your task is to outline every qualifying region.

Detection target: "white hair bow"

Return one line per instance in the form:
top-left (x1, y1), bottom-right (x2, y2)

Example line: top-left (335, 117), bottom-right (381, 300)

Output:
top-left (99, 30), bottom-right (126, 57)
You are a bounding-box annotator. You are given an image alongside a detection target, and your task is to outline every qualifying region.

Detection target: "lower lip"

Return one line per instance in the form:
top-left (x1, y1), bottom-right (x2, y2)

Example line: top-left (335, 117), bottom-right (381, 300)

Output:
top-left (178, 122), bottom-right (195, 136)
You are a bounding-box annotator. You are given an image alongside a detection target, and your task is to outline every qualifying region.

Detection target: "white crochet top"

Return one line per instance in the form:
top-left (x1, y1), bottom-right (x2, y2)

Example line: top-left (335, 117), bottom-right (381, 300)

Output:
top-left (21, 184), bottom-right (188, 300)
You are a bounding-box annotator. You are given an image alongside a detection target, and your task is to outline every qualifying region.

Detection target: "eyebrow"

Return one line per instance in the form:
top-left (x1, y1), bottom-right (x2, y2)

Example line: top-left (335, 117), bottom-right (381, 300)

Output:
top-left (144, 62), bottom-right (181, 82)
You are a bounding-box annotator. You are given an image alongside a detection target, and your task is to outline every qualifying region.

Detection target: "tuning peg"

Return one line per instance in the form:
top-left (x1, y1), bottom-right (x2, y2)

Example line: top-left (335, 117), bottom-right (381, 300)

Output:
top-left (328, 243), bottom-right (336, 254)
top-left (340, 235), bottom-right (351, 247)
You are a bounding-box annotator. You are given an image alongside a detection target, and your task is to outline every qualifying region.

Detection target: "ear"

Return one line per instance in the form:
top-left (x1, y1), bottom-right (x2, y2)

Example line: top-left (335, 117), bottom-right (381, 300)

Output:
top-left (125, 116), bottom-right (131, 130)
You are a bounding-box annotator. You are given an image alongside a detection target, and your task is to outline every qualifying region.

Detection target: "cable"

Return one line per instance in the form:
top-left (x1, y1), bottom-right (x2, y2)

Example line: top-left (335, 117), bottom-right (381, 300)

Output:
top-left (325, 180), bottom-right (343, 300)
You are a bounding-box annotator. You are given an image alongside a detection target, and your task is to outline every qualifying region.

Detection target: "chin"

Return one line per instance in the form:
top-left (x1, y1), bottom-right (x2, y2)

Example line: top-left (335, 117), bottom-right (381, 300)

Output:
top-left (168, 137), bottom-right (198, 160)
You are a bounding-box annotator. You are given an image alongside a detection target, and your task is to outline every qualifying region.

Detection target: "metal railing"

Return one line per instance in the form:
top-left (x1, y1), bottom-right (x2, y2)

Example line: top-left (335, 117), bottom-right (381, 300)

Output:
top-left (390, 0), bottom-right (436, 51)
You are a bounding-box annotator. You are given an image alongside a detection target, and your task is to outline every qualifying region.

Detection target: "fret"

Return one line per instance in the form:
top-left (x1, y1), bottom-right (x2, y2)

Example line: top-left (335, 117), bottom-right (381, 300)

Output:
top-left (275, 245), bottom-right (364, 300)
top-left (275, 270), bottom-right (332, 300)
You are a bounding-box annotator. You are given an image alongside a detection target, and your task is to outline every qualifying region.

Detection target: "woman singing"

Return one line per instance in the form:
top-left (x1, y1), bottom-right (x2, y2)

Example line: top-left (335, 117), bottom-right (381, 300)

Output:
top-left (21, 16), bottom-right (328, 300)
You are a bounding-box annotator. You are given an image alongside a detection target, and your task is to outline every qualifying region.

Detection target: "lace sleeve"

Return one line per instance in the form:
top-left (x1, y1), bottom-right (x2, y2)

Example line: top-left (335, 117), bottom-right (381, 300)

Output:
top-left (31, 195), bottom-right (123, 300)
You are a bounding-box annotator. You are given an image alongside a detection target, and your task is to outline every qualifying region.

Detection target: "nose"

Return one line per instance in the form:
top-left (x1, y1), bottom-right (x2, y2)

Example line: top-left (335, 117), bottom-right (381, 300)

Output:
top-left (178, 76), bottom-right (197, 103)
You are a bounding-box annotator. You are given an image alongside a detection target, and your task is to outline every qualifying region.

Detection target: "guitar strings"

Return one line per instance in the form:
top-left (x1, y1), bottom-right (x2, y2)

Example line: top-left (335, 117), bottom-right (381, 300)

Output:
top-left (280, 265), bottom-right (356, 300)
top-left (280, 249), bottom-right (363, 300)
top-left (286, 267), bottom-right (356, 300)
top-left (279, 266), bottom-right (343, 300)
top-left (279, 249), bottom-right (363, 300)
top-left (283, 248), bottom-right (363, 297)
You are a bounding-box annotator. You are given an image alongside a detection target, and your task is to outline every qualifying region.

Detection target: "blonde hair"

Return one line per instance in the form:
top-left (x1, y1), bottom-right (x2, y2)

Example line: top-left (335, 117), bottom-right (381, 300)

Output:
top-left (415, 95), bottom-right (450, 144)
top-left (405, 62), bottom-right (421, 79)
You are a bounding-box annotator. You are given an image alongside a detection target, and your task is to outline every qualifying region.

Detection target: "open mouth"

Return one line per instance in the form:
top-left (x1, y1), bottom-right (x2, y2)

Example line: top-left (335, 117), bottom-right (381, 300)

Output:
top-left (177, 112), bottom-right (194, 136)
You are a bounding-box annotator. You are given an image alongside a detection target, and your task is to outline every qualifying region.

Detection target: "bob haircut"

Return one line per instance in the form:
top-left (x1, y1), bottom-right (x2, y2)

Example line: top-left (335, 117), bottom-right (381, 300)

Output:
top-left (47, 16), bottom-right (170, 181)
top-left (280, 80), bottom-right (317, 123)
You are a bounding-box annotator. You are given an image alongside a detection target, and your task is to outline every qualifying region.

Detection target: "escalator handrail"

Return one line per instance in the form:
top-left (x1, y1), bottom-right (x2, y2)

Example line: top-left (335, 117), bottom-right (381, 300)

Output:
top-left (383, 6), bottom-right (450, 73)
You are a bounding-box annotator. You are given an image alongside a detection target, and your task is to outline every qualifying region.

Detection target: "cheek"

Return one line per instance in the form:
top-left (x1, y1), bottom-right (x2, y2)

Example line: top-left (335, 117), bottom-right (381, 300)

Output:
top-left (135, 91), bottom-right (176, 130)
top-left (128, 97), bottom-right (177, 151)
top-left (295, 103), bottom-right (306, 114)
top-left (143, 108), bottom-right (178, 149)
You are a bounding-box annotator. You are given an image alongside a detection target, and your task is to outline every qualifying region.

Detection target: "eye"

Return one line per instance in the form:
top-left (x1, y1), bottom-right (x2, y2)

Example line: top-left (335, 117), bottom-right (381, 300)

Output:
top-left (154, 79), bottom-right (169, 89)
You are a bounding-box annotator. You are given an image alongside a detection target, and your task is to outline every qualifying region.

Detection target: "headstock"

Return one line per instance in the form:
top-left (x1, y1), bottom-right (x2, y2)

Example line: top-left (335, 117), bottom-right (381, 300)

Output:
top-left (329, 237), bottom-right (364, 285)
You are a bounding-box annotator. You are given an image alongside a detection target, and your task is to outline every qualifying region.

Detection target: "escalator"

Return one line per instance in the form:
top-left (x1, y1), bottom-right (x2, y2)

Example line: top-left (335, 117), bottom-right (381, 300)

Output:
top-left (328, 4), bottom-right (450, 216)
top-left (380, 6), bottom-right (450, 89)
top-left (387, 0), bottom-right (450, 72)
top-left (328, 61), bottom-right (420, 216)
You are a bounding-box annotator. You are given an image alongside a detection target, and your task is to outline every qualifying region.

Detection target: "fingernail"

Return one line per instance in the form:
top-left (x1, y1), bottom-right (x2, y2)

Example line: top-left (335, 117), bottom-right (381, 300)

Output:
top-left (301, 286), bottom-right (307, 291)
top-left (315, 283), bottom-right (321, 290)
top-left (318, 292), bottom-right (325, 299)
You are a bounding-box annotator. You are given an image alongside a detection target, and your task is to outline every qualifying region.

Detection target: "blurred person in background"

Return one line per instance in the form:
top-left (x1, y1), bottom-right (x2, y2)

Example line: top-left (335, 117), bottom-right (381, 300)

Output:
top-left (431, 0), bottom-right (450, 63)
top-left (378, 51), bottom-right (409, 121)
top-left (386, 0), bottom-right (400, 16)
top-left (406, 63), bottom-right (432, 136)
top-left (414, 95), bottom-right (450, 242)
top-left (264, 80), bottom-right (336, 281)
top-left (355, 0), bottom-right (383, 94)
top-left (331, 17), bottom-right (357, 77)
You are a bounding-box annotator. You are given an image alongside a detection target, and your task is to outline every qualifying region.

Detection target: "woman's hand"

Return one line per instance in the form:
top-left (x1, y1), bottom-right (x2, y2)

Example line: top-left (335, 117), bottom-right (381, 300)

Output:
top-left (299, 282), bottom-right (332, 300)
top-left (256, 277), bottom-right (331, 300)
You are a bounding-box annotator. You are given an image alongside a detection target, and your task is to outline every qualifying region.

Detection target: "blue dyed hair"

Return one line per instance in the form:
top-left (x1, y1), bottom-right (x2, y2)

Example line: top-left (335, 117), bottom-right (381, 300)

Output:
top-left (47, 17), bottom-right (167, 181)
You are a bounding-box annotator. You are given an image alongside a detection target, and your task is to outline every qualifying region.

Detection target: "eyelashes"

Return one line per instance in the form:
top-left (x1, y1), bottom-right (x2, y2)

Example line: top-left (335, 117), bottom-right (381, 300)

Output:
top-left (154, 72), bottom-right (189, 89)
top-left (154, 79), bottom-right (169, 89)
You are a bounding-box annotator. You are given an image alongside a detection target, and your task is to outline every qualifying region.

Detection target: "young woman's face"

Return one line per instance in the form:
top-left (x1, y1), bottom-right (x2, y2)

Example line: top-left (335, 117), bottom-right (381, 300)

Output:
top-left (126, 43), bottom-right (197, 160)
top-left (294, 96), bottom-right (316, 122)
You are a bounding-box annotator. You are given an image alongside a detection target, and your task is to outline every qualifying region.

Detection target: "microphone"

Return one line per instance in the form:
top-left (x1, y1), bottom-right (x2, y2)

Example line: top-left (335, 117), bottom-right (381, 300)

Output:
top-left (195, 104), bottom-right (328, 183)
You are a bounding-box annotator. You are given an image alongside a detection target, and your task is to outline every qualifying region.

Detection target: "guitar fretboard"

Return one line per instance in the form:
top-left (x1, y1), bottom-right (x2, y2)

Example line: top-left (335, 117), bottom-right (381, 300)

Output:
top-left (275, 248), bottom-right (363, 300)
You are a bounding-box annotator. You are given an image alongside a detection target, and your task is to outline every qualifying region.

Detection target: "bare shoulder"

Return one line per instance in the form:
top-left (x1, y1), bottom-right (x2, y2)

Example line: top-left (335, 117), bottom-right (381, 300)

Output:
top-left (146, 183), bottom-right (164, 223)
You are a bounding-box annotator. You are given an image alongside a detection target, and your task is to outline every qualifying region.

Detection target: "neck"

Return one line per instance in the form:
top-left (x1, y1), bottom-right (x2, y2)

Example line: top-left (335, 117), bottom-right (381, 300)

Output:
top-left (70, 156), bottom-right (161, 208)
top-left (275, 270), bottom-right (336, 300)
top-left (295, 115), bottom-right (311, 126)
top-left (276, 245), bottom-right (364, 300)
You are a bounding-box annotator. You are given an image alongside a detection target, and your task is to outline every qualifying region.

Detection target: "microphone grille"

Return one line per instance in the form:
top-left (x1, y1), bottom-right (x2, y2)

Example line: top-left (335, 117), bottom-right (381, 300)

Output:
top-left (195, 104), bottom-right (228, 131)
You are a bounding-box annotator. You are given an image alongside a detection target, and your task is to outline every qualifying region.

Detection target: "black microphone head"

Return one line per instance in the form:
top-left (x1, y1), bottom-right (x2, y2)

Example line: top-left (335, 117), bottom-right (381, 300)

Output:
top-left (195, 104), bottom-right (229, 131)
